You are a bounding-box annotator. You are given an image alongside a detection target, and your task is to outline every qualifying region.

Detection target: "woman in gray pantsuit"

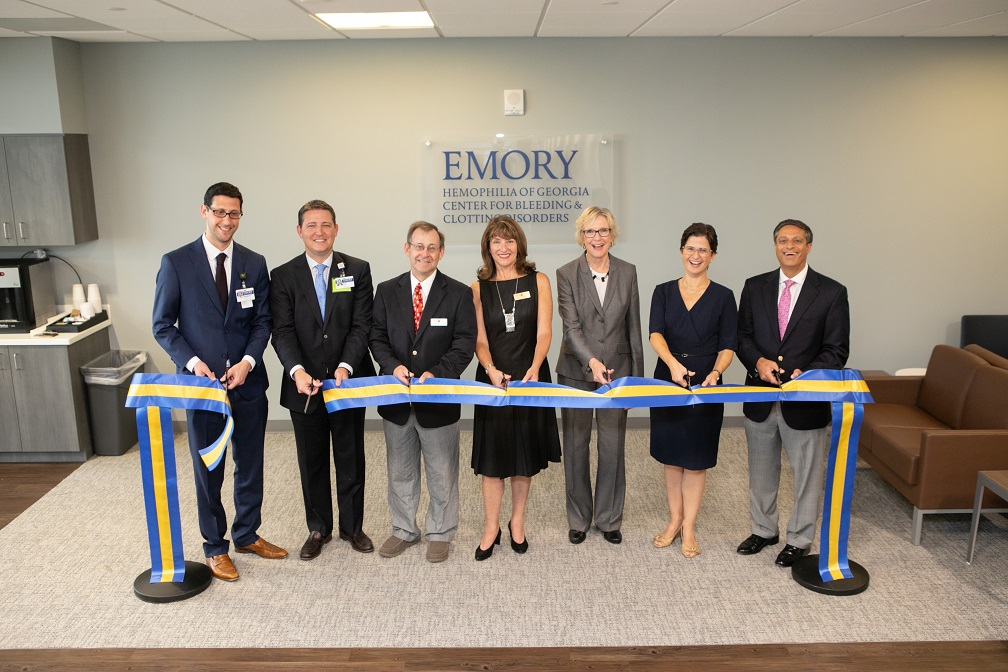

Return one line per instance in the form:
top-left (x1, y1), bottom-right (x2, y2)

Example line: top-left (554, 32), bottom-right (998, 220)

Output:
top-left (555, 206), bottom-right (645, 545)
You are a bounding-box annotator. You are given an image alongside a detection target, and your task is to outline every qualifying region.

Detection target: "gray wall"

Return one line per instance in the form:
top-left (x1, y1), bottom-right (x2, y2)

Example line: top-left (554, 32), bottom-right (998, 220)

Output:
top-left (3, 36), bottom-right (1008, 421)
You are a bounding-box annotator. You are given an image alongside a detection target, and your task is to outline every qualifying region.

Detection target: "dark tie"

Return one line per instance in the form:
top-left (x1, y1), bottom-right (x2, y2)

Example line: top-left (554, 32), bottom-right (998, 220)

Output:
top-left (215, 252), bottom-right (228, 310)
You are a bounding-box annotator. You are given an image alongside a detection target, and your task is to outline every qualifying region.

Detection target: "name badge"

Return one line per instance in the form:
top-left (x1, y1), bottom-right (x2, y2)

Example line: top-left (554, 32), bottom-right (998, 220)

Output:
top-left (430, 318), bottom-right (448, 327)
top-left (332, 276), bottom-right (355, 292)
top-left (235, 287), bottom-right (255, 309)
top-left (514, 291), bottom-right (531, 301)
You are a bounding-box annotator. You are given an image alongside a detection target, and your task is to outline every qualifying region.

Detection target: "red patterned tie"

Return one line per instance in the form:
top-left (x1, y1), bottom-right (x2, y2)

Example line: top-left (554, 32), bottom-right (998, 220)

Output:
top-left (778, 279), bottom-right (795, 339)
top-left (413, 282), bottom-right (423, 332)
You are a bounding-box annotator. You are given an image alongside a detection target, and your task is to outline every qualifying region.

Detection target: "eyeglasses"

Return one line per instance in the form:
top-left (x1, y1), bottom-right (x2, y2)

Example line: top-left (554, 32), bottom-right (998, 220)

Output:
top-left (208, 207), bottom-right (242, 220)
top-left (582, 228), bottom-right (611, 238)
top-left (409, 242), bottom-right (440, 254)
top-left (683, 246), bottom-right (711, 257)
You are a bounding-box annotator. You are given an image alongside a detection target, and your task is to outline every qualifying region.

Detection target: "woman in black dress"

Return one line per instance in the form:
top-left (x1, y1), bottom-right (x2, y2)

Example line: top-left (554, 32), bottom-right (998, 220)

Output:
top-left (649, 223), bottom-right (737, 557)
top-left (471, 215), bottom-right (561, 561)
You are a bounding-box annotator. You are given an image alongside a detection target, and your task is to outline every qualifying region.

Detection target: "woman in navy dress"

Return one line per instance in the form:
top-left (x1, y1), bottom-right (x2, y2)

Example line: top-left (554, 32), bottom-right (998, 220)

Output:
top-left (649, 223), bottom-right (737, 557)
top-left (471, 215), bottom-right (561, 561)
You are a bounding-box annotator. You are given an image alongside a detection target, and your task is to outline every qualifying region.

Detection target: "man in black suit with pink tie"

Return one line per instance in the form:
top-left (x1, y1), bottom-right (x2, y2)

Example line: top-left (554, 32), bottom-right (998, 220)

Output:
top-left (735, 219), bottom-right (850, 568)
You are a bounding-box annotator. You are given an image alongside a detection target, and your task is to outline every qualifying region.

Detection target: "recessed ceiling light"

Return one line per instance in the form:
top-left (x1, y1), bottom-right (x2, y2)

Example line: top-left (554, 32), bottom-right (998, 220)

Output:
top-left (108, 6), bottom-right (126, 11)
top-left (316, 12), bottom-right (433, 30)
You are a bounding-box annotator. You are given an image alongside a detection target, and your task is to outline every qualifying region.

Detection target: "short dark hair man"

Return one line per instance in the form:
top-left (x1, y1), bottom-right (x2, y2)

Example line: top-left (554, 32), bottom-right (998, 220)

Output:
top-left (152, 182), bottom-right (288, 582)
top-left (270, 199), bottom-right (376, 560)
top-left (369, 221), bottom-right (476, 563)
top-left (735, 219), bottom-right (850, 568)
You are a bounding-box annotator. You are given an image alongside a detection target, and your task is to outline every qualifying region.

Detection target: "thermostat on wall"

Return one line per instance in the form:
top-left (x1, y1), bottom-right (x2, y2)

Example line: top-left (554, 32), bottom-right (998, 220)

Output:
top-left (504, 89), bottom-right (525, 116)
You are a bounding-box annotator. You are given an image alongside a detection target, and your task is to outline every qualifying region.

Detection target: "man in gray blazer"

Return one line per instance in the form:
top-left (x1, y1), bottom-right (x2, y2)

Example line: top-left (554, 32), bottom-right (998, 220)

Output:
top-left (555, 206), bottom-right (645, 545)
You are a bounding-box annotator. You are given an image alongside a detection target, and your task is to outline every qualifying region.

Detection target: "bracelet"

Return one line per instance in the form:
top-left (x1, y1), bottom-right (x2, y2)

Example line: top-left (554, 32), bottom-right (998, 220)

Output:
top-left (485, 364), bottom-right (494, 375)
top-left (712, 369), bottom-right (721, 376)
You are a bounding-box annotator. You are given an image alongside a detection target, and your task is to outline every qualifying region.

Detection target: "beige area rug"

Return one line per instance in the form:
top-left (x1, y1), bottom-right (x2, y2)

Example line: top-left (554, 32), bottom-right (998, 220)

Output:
top-left (1, 428), bottom-right (1006, 648)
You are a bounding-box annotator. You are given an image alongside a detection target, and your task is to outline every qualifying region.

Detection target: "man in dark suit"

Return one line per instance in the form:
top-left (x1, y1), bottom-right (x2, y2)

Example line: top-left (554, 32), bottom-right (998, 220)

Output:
top-left (152, 182), bottom-right (287, 582)
top-left (736, 219), bottom-right (850, 568)
top-left (369, 221), bottom-right (476, 563)
top-left (270, 199), bottom-right (376, 561)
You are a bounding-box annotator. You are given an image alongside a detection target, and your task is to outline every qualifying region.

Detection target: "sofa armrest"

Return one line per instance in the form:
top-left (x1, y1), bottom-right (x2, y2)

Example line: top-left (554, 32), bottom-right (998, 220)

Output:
top-left (864, 375), bottom-right (922, 405)
top-left (915, 430), bottom-right (1008, 507)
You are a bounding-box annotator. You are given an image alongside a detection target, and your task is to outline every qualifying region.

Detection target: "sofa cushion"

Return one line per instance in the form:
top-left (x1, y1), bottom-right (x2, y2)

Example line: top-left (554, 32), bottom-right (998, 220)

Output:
top-left (917, 345), bottom-right (985, 428)
top-left (960, 366), bottom-right (1008, 430)
top-left (860, 403), bottom-right (948, 453)
top-left (871, 426), bottom-right (927, 486)
top-left (965, 344), bottom-right (1008, 371)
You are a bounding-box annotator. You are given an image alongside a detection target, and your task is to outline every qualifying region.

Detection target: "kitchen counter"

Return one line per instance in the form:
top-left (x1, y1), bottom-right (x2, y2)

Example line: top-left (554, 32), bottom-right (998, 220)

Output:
top-left (0, 309), bottom-right (112, 346)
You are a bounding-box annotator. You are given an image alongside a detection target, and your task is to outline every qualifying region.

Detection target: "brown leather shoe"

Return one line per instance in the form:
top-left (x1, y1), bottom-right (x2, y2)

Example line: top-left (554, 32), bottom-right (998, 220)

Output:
top-left (206, 553), bottom-right (238, 581)
top-left (300, 531), bottom-right (333, 560)
top-left (339, 530), bottom-right (375, 553)
top-left (235, 536), bottom-right (288, 559)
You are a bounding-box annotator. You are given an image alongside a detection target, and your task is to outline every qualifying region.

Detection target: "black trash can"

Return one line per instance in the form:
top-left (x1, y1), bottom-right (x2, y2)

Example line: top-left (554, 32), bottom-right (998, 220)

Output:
top-left (81, 350), bottom-right (149, 456)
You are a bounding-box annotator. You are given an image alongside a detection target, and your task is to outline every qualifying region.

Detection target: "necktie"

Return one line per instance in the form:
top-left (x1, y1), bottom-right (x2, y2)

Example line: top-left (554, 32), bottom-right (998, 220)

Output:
top-left (215, 252), bottom-right (228, 310)
top-left (778, 278), bottom-right (795, 339)
top-left (413, 282), bottom-right (423, 332)
top-left (314, 263), bottom-right (327, 315)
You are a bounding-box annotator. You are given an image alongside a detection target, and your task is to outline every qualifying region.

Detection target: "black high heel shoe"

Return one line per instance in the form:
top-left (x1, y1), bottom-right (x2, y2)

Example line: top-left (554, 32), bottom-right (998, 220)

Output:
top-left (475, 528), bottom-right (501, 561)
top-left (508, 520), bottom-right (528, 554)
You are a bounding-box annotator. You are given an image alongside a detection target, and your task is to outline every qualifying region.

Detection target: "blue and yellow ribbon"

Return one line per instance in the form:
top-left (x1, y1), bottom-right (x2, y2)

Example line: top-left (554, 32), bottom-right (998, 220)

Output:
top-left (126, 374), bottom-right (232, 583)
top-left (321, 368), bottom-right (871, 583)
top-left (128, 369), bottom-right (868, 585)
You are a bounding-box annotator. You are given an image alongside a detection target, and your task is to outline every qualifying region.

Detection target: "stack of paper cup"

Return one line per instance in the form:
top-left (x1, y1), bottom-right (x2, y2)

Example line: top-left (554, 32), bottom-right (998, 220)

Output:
top-left (71, 284), bottom-right (85, 314)
top-left (87, 284), bottom-right (102, 313)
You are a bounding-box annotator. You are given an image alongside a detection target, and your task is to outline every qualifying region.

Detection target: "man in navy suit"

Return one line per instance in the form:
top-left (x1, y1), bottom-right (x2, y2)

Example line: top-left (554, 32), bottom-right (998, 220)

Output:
top-left (270, 199), bottom-right (376, 561)
top-left (735, 219), bottom-right (849, 568)
top-left (369, 221), bottom-right (476, 563)
top-left (153, 182), bottom-right (287, 582)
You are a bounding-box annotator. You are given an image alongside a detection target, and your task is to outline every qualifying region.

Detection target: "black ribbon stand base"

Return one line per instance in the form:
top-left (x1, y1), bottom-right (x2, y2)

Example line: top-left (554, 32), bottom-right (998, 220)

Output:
top-left (133, 561), bottom-right (212, 603)
top-left (792, 554), bottom-right (870, 596)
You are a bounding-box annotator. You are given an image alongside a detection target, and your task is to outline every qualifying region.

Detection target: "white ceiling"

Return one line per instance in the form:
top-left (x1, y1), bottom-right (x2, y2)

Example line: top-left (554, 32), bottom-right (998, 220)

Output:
top-left (0, 0), bottom-right (1006, 42)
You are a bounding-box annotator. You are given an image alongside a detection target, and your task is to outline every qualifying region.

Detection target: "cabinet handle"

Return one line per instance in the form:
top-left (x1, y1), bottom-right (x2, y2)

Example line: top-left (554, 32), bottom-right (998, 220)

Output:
top-left (12, 352), bottom-right (22, 370)
top-left (18, 221), bottom-right (26, 240)
top-left (0, 353), bottom-right (6, 371)
top-left (2, 222), bottom-right (9, 240)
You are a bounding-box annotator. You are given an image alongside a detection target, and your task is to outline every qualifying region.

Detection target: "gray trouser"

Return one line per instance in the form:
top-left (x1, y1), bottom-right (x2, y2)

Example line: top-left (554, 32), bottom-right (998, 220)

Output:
top-left (559, 375), bottom-right (627, 533)
top-left (382, 411), bottom-right (460, 542)
top-left (744, 402), bottom-right (828, 549)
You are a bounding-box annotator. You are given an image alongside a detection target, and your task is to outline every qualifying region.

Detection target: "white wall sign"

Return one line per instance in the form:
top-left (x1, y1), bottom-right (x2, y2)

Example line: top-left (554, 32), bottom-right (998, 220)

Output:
top-left (422, 134), bottom-right (612, 243)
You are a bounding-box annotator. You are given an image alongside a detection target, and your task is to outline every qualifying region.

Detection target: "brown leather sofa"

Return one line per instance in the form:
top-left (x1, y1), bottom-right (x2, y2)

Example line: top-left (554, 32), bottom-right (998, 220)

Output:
top-left (860, 344), bottom-right (1008, 544)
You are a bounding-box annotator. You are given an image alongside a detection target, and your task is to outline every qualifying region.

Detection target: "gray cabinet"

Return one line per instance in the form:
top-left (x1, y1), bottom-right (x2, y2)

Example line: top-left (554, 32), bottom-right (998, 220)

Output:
top-left (0, 348), bottom-right (21, 453)
top-left (0, 134), bottom-right (99, 247)
top-left (0, 329), bottom-right (110, 462)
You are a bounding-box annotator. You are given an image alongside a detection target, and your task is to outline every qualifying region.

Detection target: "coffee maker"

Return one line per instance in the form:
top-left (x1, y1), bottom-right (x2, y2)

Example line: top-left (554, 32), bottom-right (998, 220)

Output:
top-left (0, 258), bottom-right (56, 333)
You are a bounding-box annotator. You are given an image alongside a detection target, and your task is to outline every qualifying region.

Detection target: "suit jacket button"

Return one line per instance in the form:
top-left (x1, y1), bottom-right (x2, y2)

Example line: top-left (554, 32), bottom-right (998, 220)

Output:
top-left (778, 356), bottom-right (784, 361)
top-left (323, 334), bottom-right (328, 339)
top-left (412, 350), bottom-right (418, 356)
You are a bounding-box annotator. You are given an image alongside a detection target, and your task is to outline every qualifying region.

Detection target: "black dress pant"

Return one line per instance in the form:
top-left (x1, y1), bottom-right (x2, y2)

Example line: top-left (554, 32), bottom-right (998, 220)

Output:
top-left (290, 405), bottom-right (367, 537)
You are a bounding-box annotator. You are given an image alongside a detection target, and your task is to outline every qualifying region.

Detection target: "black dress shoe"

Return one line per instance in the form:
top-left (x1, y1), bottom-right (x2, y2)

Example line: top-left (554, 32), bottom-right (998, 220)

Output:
top-left (299, 530), bottom-right (332, 560)
top-left (568, 529), bottom-right (586, 545)
top-left (339, 530), bottom-right (374, 553)
top-left (602, 529), bottom-right (622, 545)
top-left (775, 544), bottom-right (809, 567)
top-left (475, 528), bottom-right (501, 561)
top-left (736, 533), bottom-right (780, 555)
top-left (508, 520), bottom-right (528, 554)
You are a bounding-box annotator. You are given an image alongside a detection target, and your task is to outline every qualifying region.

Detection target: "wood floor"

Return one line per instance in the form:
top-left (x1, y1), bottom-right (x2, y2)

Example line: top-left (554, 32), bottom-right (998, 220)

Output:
top-left (1, 462), bottom-right (1005, 671)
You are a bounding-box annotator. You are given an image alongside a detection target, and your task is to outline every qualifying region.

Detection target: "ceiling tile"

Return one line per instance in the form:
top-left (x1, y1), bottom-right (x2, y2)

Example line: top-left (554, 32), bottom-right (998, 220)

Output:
top-left (435, 13), bottom-right (541, 38)
top-left (909, 10), bottom-right (1008, 36)
top-left (0, 0), bottom-right (68, 18)
top-left (821, 0), bottom-right (1008, 36)
top-left (540, 11), bottom-right (659, 37)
